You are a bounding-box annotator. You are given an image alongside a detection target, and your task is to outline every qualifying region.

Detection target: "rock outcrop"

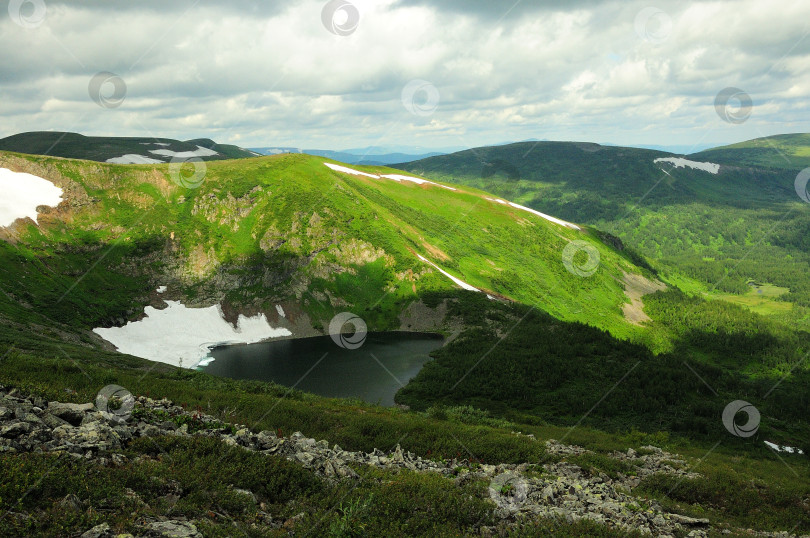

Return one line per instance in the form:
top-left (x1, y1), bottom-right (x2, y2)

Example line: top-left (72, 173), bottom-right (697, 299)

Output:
top-left (0, 385), bottom-right (801, 538)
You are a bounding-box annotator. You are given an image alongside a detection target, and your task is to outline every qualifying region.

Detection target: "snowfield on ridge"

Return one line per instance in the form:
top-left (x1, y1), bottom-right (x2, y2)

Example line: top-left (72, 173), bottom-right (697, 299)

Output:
top-left (0, 168), bottom-right (63, 227)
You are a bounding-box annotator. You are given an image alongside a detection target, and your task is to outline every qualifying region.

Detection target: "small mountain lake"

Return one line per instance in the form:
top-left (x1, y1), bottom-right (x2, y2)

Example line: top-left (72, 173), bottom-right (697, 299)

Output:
top-left (198, 332), bottom-right (444, 406)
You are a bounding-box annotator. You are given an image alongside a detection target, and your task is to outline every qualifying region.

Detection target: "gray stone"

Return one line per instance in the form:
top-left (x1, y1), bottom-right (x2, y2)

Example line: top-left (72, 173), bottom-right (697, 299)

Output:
top-left (48, 402), bottom-right (93, 426)
top-left (58, 493), bottom-right (83, 512)
top-left (41, 412), bottom-right (69, 429)
top-left (232, 488), bottom-right (257, 504)
top-left (145, 520), bottom-right (202, 538)
top-left (80, 522), bottom-right (111, 538)
top-left (0, 421), bottom-right (31, 438)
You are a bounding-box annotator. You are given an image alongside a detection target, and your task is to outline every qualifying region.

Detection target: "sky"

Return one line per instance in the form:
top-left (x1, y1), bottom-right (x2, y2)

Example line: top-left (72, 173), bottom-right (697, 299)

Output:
top-left (1, 0), bottom-right (809, 152)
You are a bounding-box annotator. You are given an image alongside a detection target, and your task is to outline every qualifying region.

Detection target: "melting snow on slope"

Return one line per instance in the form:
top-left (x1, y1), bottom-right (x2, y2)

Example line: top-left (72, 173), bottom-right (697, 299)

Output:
top-left (150, 145), bottom-right (219, 159)
top-left (380, 174), bottom-right (457, 190)
top-left (93, 299), bottom-right (291, 369)
top-left (654, 157), bottom-right (720, 174)
top-left (507, 202), bottom-right (580, 230)
top-left (106, 154), bottom-right (165, 164)
top-left (324, 162), bottom-right (379, 178)
top-left (485, 197), bottom-right (579, 230)
top-left (0, 168), bottom-right (63, 227)
top-left (417, 255), bottom-right (479, 292)
top-left (764, 441), bottom-right (805, 454)
top-left (324, 163), bottom-right (457, 190)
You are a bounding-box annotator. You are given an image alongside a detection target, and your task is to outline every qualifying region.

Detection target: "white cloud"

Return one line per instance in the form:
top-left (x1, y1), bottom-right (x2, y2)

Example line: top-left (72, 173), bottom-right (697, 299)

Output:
top-left (0, 0), bottom-right (808, 150)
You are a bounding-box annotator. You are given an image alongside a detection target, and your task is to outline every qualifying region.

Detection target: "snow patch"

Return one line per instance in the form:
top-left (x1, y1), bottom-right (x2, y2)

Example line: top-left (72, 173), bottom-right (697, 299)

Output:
top-left (324, 163), bottom-right (457, 190)
top-left (275, 304), bottom-right (286, 318)
top-left (156, 286), bottom-right (167, 294)
top-left (417, 254), bottom-right (480, 292)
top-left (484, 196), bottom-right (579, 229)
top-left (381, 173), bottom-right (458, 190)
top-left (324, 162), bottom-right (380, 178)
top-left (149, 145), bottom-right (219, 159)
top-left (507, 202), bottom-right (580, 230)
top-left (764, 441), bottom-right (804, 454)
top-left (654, 157), bottom-right (720, 174)
top-left (106, 154), bottom-right (165, 164)
top-left (93, 300), bottom-right (292, 369)
top-left (0, 168), bottom-right (63, 227)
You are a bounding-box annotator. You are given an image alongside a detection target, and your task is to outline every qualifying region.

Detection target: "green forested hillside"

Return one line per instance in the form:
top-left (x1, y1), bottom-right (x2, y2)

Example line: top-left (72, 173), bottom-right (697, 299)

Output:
top-left (395, 141), bottom-right (810, 325)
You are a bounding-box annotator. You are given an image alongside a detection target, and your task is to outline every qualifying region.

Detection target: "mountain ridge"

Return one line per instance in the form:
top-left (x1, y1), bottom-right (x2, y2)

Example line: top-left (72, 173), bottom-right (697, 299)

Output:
top-left (0, 131), bottom-right (258, 164)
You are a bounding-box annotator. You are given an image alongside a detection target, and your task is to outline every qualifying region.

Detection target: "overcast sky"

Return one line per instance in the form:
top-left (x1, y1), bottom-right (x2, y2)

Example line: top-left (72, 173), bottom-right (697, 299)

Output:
top-left (1, 0), bottom-right (808, 151)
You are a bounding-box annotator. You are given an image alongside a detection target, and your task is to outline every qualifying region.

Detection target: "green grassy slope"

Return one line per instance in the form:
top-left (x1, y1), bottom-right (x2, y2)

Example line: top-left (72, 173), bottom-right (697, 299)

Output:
top-left (394, 141), bottom-right (810, 324)
top-left (3, 148), bottom-right (807, 441)
top-left (692, 133), bottom-right (810, 170)
top-left (0, 131), bottom-right (256, 163)
top-left (0, 150), bottom-right (650, 340)
top-left (0, 149), bottom-right (808, 535)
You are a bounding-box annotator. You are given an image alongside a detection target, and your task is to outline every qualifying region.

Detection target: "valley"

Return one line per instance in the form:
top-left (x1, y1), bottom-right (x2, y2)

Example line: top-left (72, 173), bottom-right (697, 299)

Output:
top-left (0, 138), bottom-right (807, 538)
top-left (4, 1), bottom-right (810, 535)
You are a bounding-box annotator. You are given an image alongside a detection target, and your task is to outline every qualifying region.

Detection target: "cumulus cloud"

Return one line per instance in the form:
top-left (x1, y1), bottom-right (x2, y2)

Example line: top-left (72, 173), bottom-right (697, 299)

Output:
top-left (0, 0), bottom-right (808, 150)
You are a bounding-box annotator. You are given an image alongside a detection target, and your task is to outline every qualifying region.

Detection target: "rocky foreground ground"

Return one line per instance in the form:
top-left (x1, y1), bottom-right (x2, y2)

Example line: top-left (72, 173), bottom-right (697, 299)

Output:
top-left (0, 385), bottom-right (804, 538)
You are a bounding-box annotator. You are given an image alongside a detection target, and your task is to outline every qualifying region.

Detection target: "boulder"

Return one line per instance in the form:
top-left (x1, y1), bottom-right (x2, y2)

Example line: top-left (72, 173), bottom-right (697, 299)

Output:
top-left (0, 421), bottom-right (31, 438)
top-left (48, 402), bottom-right (93, 426)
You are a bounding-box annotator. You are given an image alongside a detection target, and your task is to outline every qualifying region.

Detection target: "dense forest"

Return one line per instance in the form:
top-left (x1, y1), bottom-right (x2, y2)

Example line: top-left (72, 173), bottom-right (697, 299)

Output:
top-left (397, 290), bottom-right (810, 453)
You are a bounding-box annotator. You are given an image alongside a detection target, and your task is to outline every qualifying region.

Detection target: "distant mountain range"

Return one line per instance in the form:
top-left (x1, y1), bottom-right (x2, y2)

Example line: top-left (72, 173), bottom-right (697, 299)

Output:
top-left (0, 132), bottom-right (763, 167)
top-left (248, 147), bottom-right (449, 165)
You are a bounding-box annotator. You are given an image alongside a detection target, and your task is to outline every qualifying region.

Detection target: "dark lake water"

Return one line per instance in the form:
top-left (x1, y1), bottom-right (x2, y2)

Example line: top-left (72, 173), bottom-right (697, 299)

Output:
top-left (198, 332), bottom-right (444, 406)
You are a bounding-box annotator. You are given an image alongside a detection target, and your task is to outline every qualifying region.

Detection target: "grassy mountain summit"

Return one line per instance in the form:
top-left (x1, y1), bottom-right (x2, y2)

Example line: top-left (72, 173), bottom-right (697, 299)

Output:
top-left (0, 131), bottom-right (257, 163)
top-left (0, 149), bottom-right (650, 342)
